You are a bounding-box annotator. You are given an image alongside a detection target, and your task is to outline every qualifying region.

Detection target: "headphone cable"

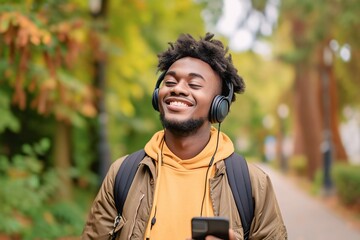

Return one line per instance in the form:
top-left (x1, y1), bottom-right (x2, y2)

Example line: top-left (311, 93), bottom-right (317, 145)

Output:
top-left (200, 123), bottom-right (221, 216)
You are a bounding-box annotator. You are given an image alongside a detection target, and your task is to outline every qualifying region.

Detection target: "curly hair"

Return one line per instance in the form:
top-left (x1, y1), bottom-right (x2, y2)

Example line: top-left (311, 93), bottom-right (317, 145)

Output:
top-left (157, 32), bottom-right (245, 102)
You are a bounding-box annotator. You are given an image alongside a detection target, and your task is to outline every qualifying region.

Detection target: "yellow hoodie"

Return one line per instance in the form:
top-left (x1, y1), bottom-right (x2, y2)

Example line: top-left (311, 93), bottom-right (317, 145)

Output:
top-left (143, 126), bottom-right (234, 240)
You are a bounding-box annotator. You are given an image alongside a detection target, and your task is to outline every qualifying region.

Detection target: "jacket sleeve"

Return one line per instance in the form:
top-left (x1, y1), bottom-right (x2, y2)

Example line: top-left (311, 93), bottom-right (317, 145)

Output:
top-left (82, 157), bottom-right (125, 240)
top-left (248, 164), bottom-right (288, 240)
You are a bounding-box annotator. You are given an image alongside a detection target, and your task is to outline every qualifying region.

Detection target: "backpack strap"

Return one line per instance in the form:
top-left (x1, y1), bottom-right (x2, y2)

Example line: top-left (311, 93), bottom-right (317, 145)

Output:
top-left (225, 152), bottom-right (254, 240)
top-left (111, 149), bottom-right (146, 240)
top-left (114, 149), bottom-right (146, 216)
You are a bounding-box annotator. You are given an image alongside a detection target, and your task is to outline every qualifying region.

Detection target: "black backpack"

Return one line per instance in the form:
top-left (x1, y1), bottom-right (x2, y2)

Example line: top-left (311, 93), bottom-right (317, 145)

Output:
top-left (112, 149), bottom-right (254, 240)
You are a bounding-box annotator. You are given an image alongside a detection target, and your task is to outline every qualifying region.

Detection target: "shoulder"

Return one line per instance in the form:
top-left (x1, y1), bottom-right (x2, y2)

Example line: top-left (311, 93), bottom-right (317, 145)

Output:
top-left (247, 163), bottom-right (273, 193)
top-left (108, 156), bottom-right (127, 178)
top-left (109, 151), bottom-right (155, 180)
top-left (110, 150), bottom-right (147, 173)
top-left (94, 156), bottom-right (128, 194)
top-left (247, 163), bottom-right (268, 178)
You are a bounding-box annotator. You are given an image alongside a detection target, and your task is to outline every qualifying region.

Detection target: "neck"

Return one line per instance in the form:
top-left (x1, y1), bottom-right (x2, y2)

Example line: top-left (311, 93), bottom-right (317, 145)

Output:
top-left (164, 123), bottom-right (212, 159)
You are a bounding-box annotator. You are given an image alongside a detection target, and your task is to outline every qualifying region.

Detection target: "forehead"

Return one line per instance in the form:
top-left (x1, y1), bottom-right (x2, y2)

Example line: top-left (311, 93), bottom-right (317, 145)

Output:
top-left (168, 57), bottom-right (221, 83)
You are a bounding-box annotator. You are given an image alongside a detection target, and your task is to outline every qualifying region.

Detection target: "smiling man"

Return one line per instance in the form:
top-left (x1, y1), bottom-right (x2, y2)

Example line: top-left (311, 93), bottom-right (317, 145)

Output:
top-left (160, 57), bottom-right (220, 138)
top-left (82, 33), bottom-right (287, 240)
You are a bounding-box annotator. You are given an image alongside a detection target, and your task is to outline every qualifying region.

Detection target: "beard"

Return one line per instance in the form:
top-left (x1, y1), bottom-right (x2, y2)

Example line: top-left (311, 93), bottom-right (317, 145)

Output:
top-left (160, 113), bottom-right (207, 137)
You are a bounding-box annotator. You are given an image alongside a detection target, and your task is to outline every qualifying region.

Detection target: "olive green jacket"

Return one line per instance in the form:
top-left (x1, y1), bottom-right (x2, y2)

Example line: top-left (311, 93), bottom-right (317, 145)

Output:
top-left (82, 155), bottom-right (287, 240)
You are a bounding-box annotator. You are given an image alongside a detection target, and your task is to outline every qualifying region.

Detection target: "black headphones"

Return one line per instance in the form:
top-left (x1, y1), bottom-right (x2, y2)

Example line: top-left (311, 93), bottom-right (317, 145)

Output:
top-left (152, 72), bottom-right (234, 123)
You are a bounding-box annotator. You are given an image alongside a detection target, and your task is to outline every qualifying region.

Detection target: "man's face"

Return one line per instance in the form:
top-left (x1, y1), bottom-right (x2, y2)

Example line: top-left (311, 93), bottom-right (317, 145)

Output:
top-left (158, 57), bottom-right (222, 135)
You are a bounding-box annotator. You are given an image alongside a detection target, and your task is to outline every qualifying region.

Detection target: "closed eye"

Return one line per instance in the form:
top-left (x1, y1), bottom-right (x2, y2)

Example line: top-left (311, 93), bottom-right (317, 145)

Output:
top-left (189, 84), bottom-right (202, 89)
top-left (164, 80), bottom-right (177, 87)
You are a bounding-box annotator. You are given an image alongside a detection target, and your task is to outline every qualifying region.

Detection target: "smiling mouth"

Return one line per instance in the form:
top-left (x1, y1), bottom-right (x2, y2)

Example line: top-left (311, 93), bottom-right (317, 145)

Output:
top-left (169, 101), bottom-right (189, 107)
top-left (165, 96), bottom-right (194, 108)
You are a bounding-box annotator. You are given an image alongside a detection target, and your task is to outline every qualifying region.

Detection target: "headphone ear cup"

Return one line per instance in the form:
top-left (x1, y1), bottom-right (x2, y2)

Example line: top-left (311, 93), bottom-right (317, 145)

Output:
top-left (152, 88), bottom-right (159, 111)
top-left (152, 71), bottom-right (167, 112)
top-left (209, 95), bottom-right (230, 123)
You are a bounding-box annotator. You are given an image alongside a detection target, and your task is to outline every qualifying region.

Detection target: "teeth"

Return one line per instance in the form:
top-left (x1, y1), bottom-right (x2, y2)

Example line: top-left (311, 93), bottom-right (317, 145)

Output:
top-left (170, 101), bottom-right (189, 107)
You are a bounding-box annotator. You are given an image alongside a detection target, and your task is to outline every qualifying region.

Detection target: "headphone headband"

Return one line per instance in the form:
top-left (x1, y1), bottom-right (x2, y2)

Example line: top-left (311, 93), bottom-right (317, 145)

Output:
top-left (225, 80), bottom-right (234, 103)
top-left (154, 71), bottom-right (166, 89)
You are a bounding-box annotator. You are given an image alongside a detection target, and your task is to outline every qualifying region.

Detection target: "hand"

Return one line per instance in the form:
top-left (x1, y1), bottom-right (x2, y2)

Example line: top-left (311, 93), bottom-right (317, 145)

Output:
top-left (186, 229), bottom-right (236, 240)
top-left (204, 229), bottom-right (236, 240)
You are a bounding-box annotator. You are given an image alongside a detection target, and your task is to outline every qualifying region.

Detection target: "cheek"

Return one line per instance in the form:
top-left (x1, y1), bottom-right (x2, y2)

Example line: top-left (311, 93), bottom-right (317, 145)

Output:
top-left (158, 87), bottom-right (173, 113)
top-left (198, 93), bottom-right (215, 111)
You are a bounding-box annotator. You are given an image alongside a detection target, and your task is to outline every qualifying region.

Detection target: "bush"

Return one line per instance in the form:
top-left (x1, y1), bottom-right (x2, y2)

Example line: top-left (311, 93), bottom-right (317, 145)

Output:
top-left (309, 169), bottom-right (320, 195)
top-left (333, 163), bottom-right (360, 206)
top-left (0, 139), bottom-right (86, 239)
top-left (288, 155), bottom-right (307, 176)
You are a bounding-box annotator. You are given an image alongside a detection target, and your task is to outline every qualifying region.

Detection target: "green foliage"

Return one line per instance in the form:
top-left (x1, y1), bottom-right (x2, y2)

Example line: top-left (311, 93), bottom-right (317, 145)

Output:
top-left (71, 124), bottom-right (99, 188)
top-left (195, 0), bottom-right (223, 28)
top-left (310, 163), bottom-right (360, 207)
top-left (222, 50), bottom-right (293, 157)
top-left (288, 155), bottom-right (307, 177)
top-left (280, 0), bottom-right (360, 109)
top-left (311, 169), bottom-right (324, 196)
top-left (106, 0), bottom-right (206, 157)
top-left (0, 139), bottom-right (85, 239)
top-left (0, 88), bottom-right (20, 133)
top-left (333, 163), bottom-right (360, 206)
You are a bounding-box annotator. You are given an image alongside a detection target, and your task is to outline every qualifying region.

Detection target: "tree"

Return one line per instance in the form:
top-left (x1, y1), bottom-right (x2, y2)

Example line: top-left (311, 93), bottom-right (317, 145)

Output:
top-left (201, 0), bottom-right (358, 180)
top-left (279, 0), bottom-right (360, 179)
top-left (0, 0), bottom-right (208, 192)
top-left (0, 1), bottom-right (97, 198)
top-left (0, 0), bottom-right (208, 237)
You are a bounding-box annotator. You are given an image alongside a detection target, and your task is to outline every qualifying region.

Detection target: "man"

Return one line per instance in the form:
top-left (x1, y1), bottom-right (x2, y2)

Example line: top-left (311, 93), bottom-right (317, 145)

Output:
top-left (82, 33), bottom-right (287, 240)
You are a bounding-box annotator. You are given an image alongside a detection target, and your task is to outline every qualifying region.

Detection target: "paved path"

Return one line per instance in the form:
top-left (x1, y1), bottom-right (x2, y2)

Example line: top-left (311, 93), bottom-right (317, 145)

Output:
top-left (256, 163), bottom-right (360, 240)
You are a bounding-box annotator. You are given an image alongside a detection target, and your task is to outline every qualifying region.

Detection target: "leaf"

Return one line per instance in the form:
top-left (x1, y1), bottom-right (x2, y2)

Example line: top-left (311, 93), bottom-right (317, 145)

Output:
top-left (28, 175), bottom-right (40, 188)
top-left (0, 13), bottom-right (10, 33)
top-left (22, 144), bottom-right (33, 156)
top-left (33, 138), bottom-right (50, 156)
top-left (0, 108), bottom-right (20, 133)
top-left (0, 155), bottom-right (10, 172)
top-left (39, 138), bottom-right (51, 152)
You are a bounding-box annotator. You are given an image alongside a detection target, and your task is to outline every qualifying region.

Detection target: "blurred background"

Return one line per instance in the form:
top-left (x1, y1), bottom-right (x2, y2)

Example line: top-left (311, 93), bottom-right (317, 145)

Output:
top-left (0, 0), bottom-right (359, 239)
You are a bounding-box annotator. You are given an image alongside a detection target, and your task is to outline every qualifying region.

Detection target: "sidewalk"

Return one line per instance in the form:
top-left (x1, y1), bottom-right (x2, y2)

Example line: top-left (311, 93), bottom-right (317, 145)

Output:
top-left (256, 163), bottom-right (360, 240)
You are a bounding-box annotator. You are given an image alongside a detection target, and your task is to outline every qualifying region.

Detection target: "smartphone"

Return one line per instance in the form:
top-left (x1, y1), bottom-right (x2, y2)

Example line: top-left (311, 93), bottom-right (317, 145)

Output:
top-left (191, 217), bottom-right (229, 240)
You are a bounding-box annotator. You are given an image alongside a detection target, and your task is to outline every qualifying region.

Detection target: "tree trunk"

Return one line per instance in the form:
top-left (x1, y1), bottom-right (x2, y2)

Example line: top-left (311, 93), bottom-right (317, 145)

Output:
top-left (54, 121), bottom-right (72, 199)
top-left (293, 62), bottom-right (323, 180)
top-left (90, 0), bottom-right (112, 183)
top-left (291, 19), bottom-right (348, 180)
top-left (291, 18), bottom-right (323, 180)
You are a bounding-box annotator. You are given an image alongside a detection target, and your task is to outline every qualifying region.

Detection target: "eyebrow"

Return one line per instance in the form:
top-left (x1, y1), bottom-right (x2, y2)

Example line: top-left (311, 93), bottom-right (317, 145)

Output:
top-left (166, 71), bottom-right (205, 81)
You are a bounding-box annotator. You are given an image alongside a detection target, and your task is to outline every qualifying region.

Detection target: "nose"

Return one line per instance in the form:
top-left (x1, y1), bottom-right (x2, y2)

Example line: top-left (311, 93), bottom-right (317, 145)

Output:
top-left (170, 80), bottom-right (189, 96)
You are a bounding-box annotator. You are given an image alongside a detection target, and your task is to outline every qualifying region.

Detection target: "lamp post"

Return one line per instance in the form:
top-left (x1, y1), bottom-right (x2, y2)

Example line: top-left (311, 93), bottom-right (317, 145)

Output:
top-left (321, 46), bottom-right (334, 194)
top-left (277, 103), bottom-right (289, 172)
